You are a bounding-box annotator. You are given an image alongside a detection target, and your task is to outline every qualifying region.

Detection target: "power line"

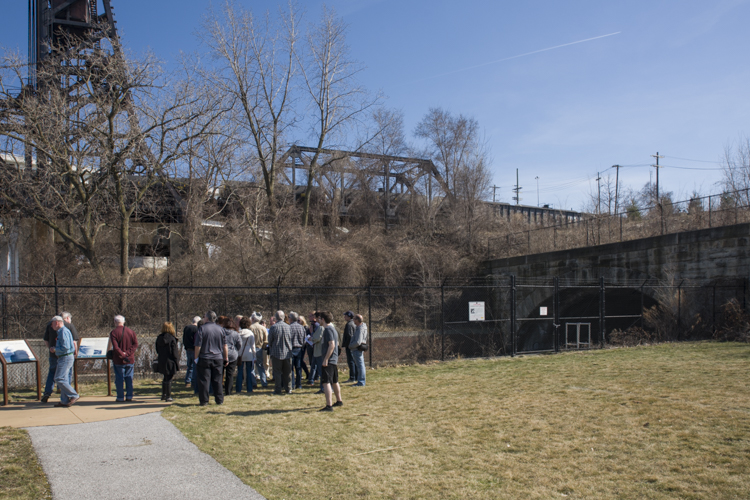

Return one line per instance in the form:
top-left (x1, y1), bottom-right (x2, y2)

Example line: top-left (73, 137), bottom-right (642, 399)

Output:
top-left (663, 155), bottom-right (718, 164)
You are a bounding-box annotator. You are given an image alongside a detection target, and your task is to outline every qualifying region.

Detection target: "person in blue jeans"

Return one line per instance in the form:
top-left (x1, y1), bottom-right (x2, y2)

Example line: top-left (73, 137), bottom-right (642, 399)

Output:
top-left (236, 317), bottom-right (256, 393)
top-left (108, 315), bottom-right (139, 402)
top-left (50, 316), bottom-right (79, 407)
top-left (349, 315), bottom-right (368, 386)
top-left (183, 316), bottom-right (200, 386)
top-left (41, 312), bottom-right (78, 403)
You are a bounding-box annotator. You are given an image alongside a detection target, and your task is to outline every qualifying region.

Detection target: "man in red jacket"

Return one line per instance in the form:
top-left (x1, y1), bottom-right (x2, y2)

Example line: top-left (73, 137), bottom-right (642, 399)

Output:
top-left (109, 315), bottom-right (139, 402)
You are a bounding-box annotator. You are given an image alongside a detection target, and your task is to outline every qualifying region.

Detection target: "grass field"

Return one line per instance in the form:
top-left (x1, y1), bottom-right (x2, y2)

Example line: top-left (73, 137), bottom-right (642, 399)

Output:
top-left (161, 342), bottom-right (750, 499)
top-left (0, 427), bottom-right (51, 499)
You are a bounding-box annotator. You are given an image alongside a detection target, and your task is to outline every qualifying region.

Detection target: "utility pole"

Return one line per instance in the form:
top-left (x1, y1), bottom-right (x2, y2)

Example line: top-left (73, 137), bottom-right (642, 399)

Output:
top-left (513, 168), bottom-right (522, 205)
top-left (535, 176), bottom-right (539, 206)
top-left (651, 152), bottom-right (664, 234)
top-left (596, 172), bottom-right (602, 215)
top-left (613, 165), bottom-right (620, 216)
top-left (492, 185), bottom-right (499, 203)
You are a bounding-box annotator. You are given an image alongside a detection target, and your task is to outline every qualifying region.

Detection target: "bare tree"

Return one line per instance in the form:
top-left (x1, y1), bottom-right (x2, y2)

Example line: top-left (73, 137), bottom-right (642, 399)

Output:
top-left (721, 135), bottom-right (750, 207)
top-left (0, 49), bottom-right (111, 278)
top-left (414, 107), bottom-right (490, 205)
top-left (200, 1), bottom-right (299, 217)
top-left (297, 8), bottom-right (381, 227)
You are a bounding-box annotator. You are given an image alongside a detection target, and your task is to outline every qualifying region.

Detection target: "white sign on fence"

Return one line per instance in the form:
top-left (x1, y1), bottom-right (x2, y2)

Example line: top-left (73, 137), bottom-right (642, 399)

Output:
top-left (540, 307), bottom-right (548, 316)
top-left (469, 301), bottom-right (485, 321)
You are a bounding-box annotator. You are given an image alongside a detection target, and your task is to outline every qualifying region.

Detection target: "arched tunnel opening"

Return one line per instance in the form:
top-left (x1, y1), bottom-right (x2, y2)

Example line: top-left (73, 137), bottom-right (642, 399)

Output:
top-left (517, 287), bottom-right (659, 352)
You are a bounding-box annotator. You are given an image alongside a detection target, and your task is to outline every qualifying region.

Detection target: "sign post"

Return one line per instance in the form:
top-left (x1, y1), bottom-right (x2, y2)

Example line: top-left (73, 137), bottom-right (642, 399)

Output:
top-left (0, 340), bottom-right (41, 405)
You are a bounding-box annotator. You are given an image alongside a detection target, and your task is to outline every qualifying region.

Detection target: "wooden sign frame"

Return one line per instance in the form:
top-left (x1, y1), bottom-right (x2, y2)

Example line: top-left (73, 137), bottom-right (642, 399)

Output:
top-left (0, 340), bottom-right (41, 406)
top-left (73, 338), bottom-right (112, 397)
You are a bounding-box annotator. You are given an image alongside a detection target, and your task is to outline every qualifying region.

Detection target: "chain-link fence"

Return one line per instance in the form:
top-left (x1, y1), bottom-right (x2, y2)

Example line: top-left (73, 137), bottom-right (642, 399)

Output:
top-left (1, 277), bottom-right (746, 398)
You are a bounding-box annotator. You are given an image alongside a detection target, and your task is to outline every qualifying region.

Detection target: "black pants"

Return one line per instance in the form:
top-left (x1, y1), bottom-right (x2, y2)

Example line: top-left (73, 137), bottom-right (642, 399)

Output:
top-left (224, 360), bottom-right (238, 396)
top-left (161, 373), bottom-right (174, 399)
top-left (197, 358), bottom-right (224, 404)
top-left (272, 357), bottom-right (292, 393)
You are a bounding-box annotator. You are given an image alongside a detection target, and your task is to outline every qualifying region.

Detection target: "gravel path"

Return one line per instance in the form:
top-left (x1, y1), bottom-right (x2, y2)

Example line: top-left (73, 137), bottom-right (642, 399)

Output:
top-left (27, 412), bottom-right (266, 500)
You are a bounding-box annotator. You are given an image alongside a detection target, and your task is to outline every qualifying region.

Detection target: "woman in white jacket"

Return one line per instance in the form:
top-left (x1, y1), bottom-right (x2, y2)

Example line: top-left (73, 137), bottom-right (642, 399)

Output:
top-left (236, 317), bottom-right (256, 393)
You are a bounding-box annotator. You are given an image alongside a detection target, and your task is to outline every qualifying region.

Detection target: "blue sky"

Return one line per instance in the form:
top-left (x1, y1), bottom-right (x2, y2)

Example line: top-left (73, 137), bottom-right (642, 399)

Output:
top-left (2, 0), bottom-right (748, 210)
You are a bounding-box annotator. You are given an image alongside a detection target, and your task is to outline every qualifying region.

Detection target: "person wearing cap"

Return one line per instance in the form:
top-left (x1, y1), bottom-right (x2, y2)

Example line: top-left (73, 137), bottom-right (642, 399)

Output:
top-left (41, 311), bottom-right (79, 403)
top-left (342, 311), bottom-right (357, 383)
top-left (249, 313), bottom-right (268, 388)
top-left (50, 316), bottom-right (79, 407)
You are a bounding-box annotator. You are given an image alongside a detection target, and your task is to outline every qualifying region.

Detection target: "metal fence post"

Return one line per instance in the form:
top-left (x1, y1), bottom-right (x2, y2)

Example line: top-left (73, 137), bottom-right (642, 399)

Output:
top-left (54, 273), bottom-right (59, 314)
top-left (2, 285), bottom-right (6, 339)
top-left (599, 277), bottom-right (605, 347)
top-left (166, 276), bottom-right (171, 323)
top-left (677, 281), bottom-right (682, 340)
top-left (440, 282), bottom-right (445, 362)
top-left (276, 277), bottom-right (281, 311)
top-left (554, 276), bottom-right (560, 353)
top-left (367, 282), bottom-right (372, 368)
top-left (510, 275), bottom-right (516, 357)
top-left (712, 285), bottom-right (716, 330)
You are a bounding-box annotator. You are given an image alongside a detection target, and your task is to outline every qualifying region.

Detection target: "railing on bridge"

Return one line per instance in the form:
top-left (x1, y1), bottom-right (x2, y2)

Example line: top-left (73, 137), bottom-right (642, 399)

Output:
top-left (487, 188), bottom-right (750, 260)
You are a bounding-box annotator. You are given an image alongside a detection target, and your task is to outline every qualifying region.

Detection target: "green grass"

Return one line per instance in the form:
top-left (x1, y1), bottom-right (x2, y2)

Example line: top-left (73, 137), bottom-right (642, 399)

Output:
top-left (167, 343), bottom-right (747, 498)
top-left (0, 427), bottom-right (51, 499)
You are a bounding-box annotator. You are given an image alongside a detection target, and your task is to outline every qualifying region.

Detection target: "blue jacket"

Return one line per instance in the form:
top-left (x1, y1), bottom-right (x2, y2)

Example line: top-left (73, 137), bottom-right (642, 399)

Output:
top-left (55, 326), bottom-right (75, 357)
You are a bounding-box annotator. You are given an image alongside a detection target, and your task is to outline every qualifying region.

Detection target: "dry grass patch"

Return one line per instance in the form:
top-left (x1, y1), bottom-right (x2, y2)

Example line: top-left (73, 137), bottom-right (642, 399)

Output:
top-left (163, 342), bottom-right (750, 499)
top-left (0, 427), bottom-right (51, 499)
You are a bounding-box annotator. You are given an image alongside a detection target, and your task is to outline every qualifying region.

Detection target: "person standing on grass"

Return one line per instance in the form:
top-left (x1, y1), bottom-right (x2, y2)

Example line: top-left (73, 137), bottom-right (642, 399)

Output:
top-left (183, 316), bottom-right (200, 388)
top-left (195, 311), bottom-right (228, 406)
top-left (288, 312), bottom-right (308, 390)
top-left (41, 311), bottom-right (78, 403)
top-left (268, 311), bottom-right (293, 395)
top-left (250, 313), bottom-right (268, 388)
top-left (156, 322), bottom-right (180, 402)
top-left (219, 316), bottom-right (241, 396)
top-left (342, 311), bottom-right (357, 383)
top-left (109, 315), bottom-right (138, 403)
top-left (236, 317), bottom-right (256, 393)
top-left (306, 312), bottom-right (320, 384)
top-left (50, 316), bottom-right (79, 407)
top-left (318, 311), bottom-right (343, 412)
top-left (349, 315), bottom-right (368, 386)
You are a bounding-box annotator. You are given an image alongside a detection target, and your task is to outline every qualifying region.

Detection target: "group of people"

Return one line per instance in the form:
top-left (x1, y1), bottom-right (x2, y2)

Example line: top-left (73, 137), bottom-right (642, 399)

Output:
top-left (174, 309), bottom-right (368, 411)
top-left (41, 308), bottom-right (368, 412)
top-left (42, 312), bottom-right (139, 406)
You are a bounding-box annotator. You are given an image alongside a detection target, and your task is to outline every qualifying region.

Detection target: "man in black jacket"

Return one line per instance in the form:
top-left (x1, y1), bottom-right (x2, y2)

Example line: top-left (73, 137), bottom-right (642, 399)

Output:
top-left (183, 316), bottom-right (200, 387)
top-left (342, 311), bottom-right (357, 383)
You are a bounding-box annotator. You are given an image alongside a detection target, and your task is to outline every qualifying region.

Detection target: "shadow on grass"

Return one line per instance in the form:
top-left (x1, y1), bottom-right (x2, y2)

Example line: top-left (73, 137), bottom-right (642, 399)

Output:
top-left (223, 407), bottom-right (318, 416)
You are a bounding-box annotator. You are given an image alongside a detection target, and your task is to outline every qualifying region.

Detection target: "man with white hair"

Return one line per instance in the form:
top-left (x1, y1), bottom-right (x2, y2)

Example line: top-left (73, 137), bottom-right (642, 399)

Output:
top-left (268, 310), bottom-right (293, 395)
top-left (41, 311), bottom-right (79, 403)
top-left (183, 316), bottom-right (201, 387)
top-left (108, 314), bottom-right (139, 402)
top-left (250, 313), bottom-right (268, 388)
top-left (50, 316), bottom-right (79, 407)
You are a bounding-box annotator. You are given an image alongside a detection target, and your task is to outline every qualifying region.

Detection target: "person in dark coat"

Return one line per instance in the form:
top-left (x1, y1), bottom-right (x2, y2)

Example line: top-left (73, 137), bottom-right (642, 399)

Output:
top-left (156, 322), bottom-right (180, 402)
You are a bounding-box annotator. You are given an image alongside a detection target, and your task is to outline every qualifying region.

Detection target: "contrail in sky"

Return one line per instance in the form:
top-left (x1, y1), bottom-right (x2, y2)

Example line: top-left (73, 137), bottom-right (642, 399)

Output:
top-left (399, 31), bottom-right (622, 86)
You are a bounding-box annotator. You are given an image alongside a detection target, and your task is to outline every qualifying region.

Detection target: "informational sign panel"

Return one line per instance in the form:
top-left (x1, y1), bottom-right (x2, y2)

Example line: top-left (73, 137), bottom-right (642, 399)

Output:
top-left (77, 338), bottom-right (110, 359)
top-left (540, 307), bottom-right (548, 316)
top-left (469, 301), bottom-right (485, 321)
top-left (0, 340), bottom-right (37, 363)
